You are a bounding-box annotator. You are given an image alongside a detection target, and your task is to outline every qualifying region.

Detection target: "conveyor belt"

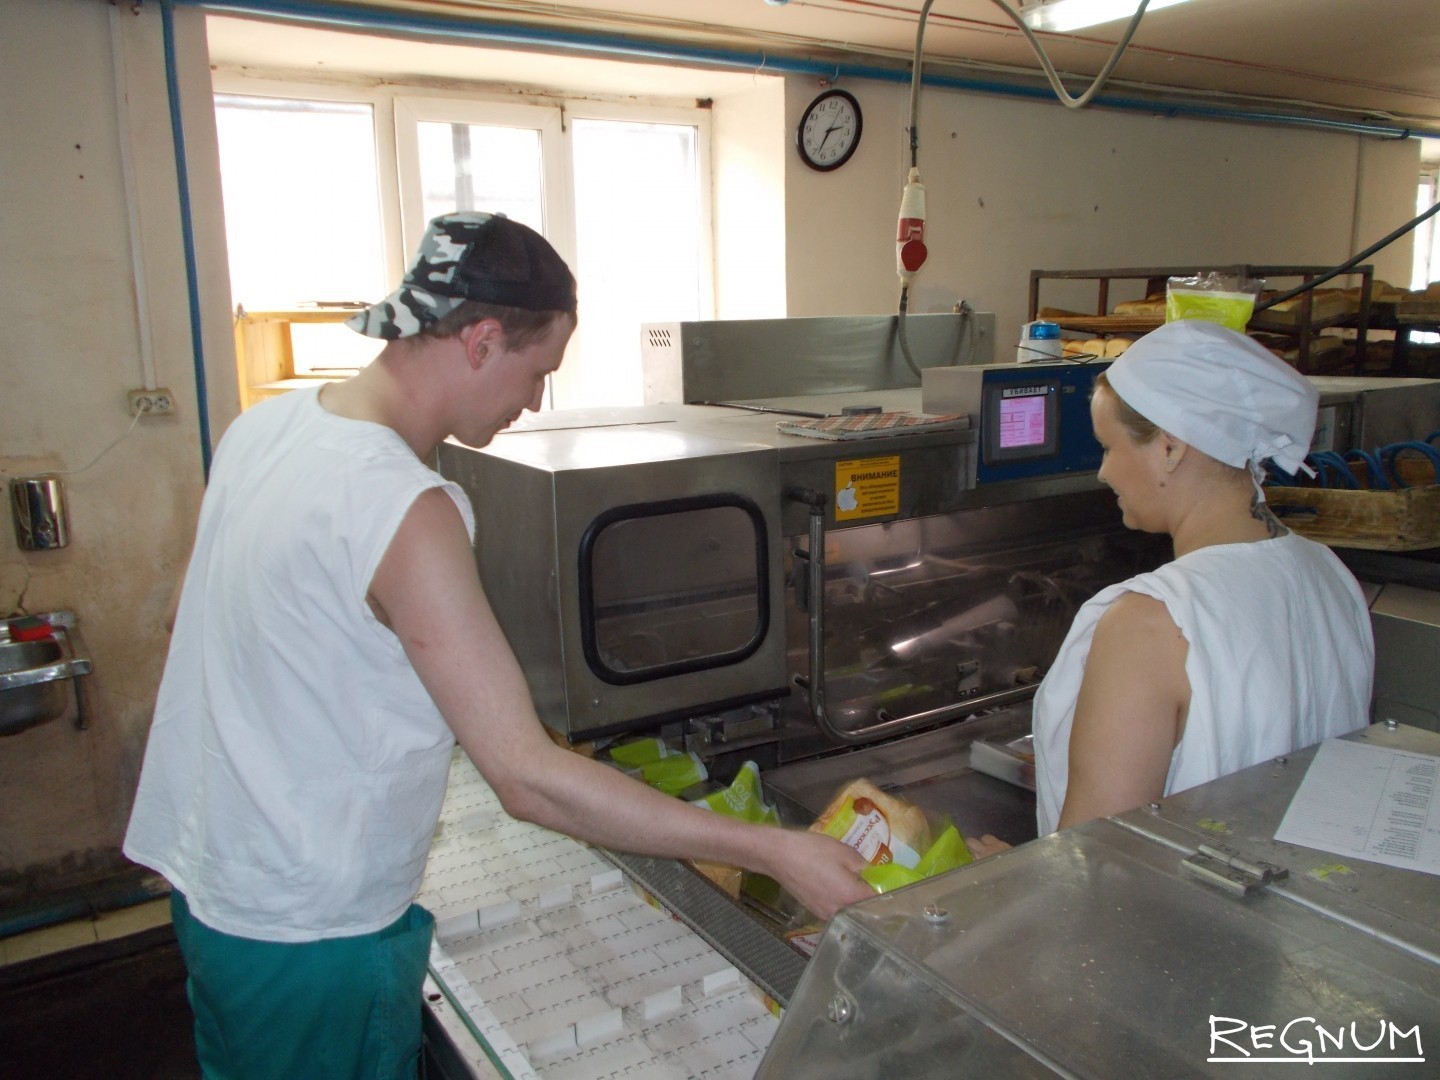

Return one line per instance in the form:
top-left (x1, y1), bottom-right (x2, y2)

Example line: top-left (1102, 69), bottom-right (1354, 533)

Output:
top-left (597, 851), bottom-right (806, 1006)
top-left (417, 752), bottom-right (782, 1079)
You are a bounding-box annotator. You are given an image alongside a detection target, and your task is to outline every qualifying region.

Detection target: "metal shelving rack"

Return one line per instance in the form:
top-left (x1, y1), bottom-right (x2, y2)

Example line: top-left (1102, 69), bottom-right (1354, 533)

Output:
top-left (1028, 264), bottom-right (1374, 374)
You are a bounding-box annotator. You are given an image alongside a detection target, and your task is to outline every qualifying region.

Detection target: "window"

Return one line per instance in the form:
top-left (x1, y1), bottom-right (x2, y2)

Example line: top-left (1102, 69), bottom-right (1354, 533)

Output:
top-left (214, 94), bottom-right (387, 377)
top-left (1411, 166), bottom-right (1439, 346)
top-left (1413, 166), bottom-right (1439, 292)
top-left (214, 79), bottom-right (711, 409)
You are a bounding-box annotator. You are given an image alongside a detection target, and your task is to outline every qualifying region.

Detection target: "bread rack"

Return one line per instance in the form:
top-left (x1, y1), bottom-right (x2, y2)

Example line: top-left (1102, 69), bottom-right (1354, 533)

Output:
top-left (1027, 264), bottom-right (1376, 374)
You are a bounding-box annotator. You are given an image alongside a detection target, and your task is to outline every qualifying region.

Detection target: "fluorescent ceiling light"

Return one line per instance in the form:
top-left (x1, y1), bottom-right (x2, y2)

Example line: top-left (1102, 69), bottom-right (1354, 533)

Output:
top-left (1021, 0), bottom-right (1196, 34)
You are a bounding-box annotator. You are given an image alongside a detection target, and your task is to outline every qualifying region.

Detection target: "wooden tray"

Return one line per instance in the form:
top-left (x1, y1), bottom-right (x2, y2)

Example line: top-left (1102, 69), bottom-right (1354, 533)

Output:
top-left (1267, 485), bottom-right (1440, 551)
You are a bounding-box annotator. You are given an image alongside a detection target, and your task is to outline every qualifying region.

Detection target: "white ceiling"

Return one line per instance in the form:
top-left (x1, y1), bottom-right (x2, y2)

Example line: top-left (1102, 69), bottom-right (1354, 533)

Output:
top-left (206, 1), bottom-right (1440, 138)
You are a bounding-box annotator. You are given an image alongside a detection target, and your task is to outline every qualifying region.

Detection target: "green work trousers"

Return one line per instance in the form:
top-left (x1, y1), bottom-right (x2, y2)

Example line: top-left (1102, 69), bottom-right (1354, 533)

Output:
top-left (169, 890), bottom-right (434, 1080)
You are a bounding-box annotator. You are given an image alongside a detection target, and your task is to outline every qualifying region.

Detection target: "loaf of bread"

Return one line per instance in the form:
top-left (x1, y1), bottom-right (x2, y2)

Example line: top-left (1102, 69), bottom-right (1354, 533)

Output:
top-left (810, 778), bottom-right (930, 869)
top-left (1112, 295), bottom-right (1165, 316)
top-left (1062, 337), bottom-right (1129, 358)
top-left (689, 858), bottom-right (742, 898)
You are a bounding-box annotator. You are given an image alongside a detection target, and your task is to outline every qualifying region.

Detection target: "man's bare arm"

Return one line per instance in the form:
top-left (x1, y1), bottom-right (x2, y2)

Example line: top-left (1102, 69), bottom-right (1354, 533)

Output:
top-left (370, 489), bottom-right (871, 920)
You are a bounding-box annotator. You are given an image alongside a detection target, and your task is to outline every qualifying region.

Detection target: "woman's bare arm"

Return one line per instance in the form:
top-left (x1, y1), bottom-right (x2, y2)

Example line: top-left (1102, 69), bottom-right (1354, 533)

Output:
top-left (1057, 591), bottom-right (1190, 830)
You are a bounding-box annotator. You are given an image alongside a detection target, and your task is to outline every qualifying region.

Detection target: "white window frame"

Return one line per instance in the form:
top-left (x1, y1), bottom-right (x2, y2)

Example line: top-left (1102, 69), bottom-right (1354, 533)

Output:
top-left (210, 72), bottom-right (409, 291)
top-left (210, 69), bottom-right (716, 330)
top-left (558, 97), bottom-right (716, 322)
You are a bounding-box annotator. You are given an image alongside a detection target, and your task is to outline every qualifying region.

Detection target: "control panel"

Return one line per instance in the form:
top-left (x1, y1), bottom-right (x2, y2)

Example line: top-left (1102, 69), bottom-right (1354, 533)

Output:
top-left (922, 361), bottom-right (1110, 484)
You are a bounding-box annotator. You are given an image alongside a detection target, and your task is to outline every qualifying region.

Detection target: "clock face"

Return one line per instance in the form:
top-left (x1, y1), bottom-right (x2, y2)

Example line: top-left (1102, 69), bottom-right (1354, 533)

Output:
top-left (798, 90), bottom-right (862, 172)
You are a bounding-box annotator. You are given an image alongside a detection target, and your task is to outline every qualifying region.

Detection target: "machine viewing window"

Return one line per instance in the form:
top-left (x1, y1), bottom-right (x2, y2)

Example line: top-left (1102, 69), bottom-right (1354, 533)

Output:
top-left (578, 497), bottom-right (769, 686)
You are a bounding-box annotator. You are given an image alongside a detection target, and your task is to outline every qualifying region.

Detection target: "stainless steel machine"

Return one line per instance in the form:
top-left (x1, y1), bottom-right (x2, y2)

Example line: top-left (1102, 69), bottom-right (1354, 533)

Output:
top-left (431, 317), bottom-right (1440, 1075)
top-left (438, 315), bottom-right (1162, 769)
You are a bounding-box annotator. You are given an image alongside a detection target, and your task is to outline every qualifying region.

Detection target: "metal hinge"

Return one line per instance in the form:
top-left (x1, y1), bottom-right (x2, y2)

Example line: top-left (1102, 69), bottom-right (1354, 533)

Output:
top-left (1180, 843), bottom-right (1289, 897)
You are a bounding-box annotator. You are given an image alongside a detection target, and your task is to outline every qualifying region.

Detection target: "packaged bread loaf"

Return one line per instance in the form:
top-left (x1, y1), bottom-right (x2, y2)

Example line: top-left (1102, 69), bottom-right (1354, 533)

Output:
top-left (810, 778), bottom-right (930, 869)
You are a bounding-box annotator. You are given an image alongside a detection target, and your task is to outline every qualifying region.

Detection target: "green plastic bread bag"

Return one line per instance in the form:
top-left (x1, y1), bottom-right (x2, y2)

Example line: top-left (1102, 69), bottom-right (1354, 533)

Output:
top-left (916, 824), bottom-right (974, 876)
top-left (637, 751), bottom-right (708, 795)
top-left (1165, 273), bottom-right (1263, 333)
top-left (691, 761), bottom-right (779, 826)
top-left (609, 737), bottom-right (677, 767)
top-left (861, 824), bottom-right (974, 894)
top-left (861, 863), bottom-right (926, 893)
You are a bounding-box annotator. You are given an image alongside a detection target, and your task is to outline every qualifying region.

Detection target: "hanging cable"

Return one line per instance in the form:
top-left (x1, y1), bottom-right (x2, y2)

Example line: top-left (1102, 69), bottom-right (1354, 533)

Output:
top-left (986, 0), bottom-right (1153, 110)
top-left (897, 1), bottom-right (1155, 381)
top-left (906, 0), bottom-right (937, 169)
top-left (896, 0), bottom-right (936, 381)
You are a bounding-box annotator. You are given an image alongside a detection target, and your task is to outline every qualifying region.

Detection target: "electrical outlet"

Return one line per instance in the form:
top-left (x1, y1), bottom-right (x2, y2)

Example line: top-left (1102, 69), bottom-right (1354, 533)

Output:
top-left (128, 388), bottom-right (176, 417)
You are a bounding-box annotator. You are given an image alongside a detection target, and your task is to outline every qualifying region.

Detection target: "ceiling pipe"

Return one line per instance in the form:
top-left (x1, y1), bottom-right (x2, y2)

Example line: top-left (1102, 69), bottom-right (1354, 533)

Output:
top-left (183, 0), bottom-right (1437, 140)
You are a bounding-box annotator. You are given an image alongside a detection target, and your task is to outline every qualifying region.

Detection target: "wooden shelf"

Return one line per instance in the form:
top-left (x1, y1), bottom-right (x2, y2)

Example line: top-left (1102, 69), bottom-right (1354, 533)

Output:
top-left (232, 307), bottom-right (368, 410)
top-left (1046, 315), bottom-right (1161, 334)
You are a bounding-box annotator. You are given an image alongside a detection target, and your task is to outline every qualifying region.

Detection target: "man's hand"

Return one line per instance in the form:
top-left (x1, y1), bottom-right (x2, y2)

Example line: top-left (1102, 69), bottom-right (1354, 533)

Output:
top-left (765, 831), bottom-right (872, 921)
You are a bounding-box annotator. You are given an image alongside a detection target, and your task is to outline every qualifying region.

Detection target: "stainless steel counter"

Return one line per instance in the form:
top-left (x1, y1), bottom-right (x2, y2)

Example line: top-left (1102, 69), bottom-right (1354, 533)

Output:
top-left (761, 722), bottom-right (1440, 1078)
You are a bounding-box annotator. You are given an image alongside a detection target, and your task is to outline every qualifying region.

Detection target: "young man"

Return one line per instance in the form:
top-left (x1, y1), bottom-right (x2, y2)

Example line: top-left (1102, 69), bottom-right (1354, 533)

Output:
top-left (124, 212), bottom-right (869, 1079)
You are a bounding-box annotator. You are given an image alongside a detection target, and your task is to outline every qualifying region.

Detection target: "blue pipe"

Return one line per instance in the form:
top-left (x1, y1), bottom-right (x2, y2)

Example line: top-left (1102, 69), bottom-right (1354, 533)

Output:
top-left (183, 0), bottom-right (1434, 141)
top-left (161, 0), bottom-right (214, 482)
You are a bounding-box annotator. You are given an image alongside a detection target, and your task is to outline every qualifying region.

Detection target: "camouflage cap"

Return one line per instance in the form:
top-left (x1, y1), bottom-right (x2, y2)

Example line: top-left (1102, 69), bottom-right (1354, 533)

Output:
top-left (347, 211), bottom-right (577, 340)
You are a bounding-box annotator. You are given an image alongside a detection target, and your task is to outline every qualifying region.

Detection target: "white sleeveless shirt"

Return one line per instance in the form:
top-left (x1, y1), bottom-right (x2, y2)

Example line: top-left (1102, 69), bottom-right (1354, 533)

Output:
top-left (124, 388), bottom-right (474, 941)
top-left (1033, 531), bottom-right (1373, 836)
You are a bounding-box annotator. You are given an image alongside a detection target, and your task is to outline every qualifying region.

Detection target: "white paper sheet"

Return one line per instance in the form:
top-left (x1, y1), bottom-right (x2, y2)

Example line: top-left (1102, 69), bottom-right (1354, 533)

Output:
top-left (1274, 738), bottom-right (1440, 876)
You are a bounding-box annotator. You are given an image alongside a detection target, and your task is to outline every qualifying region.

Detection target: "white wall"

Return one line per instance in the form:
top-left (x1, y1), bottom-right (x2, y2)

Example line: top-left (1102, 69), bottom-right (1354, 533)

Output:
top-left (0, 0), bottom-right (236, 903)
top-left (712, 81), bottom-right (788, 320)
top-left (781, 76), bottom-right (1419, 344)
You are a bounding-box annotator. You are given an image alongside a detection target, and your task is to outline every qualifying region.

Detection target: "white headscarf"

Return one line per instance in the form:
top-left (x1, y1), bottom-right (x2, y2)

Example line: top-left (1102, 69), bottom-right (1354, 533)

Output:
top-left (1105, 319), bottom-right (1318, 478)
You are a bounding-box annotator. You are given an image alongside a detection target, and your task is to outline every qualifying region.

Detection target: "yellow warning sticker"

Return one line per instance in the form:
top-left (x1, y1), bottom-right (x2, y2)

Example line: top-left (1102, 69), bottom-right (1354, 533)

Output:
top-left (835, 456), bottom-right (900, 521)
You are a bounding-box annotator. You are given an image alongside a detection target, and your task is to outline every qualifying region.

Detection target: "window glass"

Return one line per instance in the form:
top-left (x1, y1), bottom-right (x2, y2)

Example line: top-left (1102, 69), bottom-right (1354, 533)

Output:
top-left (1412, 171), bottom-right (1439, 345)
top-left (1412, 170), bottom-right (1439, 291)
top-left (214, 95), bottom-right (386, 376)
top-left (215, 87), bottom-right (711, 400)
top-left (587, 504), bottom-right (763, 679)
top-left (214, 95), bottom-right (386, 311)
top-left (415, 122), bottom-right (545, 232)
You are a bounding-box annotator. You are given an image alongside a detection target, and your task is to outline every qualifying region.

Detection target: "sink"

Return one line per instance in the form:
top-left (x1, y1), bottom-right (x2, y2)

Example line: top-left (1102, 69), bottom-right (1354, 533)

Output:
top-left (0, 612), bottom-right (92, 735)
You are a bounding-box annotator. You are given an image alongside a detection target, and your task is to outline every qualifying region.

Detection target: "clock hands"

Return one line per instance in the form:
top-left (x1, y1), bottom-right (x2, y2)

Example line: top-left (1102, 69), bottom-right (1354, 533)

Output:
top-left (815, 119), bottom-right (846, 150)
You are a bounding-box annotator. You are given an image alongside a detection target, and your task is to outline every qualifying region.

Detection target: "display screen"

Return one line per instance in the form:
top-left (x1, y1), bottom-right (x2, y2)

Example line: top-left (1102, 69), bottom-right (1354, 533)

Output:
top-left (998, 391), bottom-right (1049, 449)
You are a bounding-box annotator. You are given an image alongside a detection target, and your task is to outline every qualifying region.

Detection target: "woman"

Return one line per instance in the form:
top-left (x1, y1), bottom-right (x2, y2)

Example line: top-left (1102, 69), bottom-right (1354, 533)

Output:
top-left (1029, 318), bottom-right (1374, 836)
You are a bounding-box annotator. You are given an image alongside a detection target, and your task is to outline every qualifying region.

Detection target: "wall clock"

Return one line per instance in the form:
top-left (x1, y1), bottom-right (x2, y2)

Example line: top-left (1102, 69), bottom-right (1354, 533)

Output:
top-left (797, 89), bottom-right (862, 172)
